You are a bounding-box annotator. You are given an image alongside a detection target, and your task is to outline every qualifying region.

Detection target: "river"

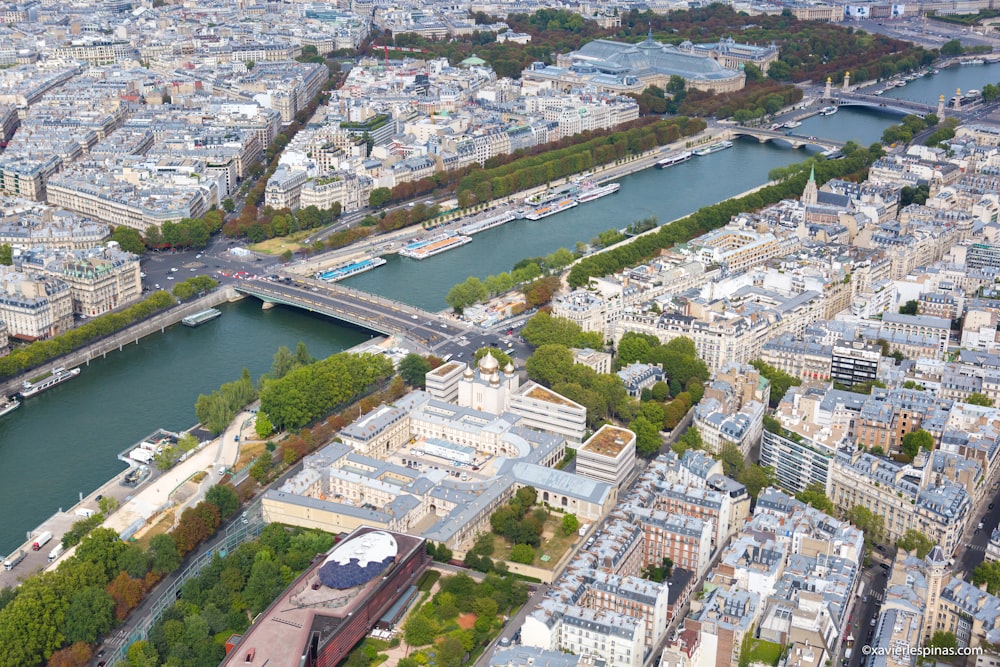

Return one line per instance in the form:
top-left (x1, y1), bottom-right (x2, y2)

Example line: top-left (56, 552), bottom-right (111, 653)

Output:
top-left (1, 62), bottom-right (998, 555)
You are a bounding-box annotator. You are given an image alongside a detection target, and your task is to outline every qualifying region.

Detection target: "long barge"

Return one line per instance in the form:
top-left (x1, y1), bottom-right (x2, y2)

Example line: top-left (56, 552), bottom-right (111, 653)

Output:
top-left (316, 257), bottom-right (387, 281)
top-left (182, 308), bottom-right (222, 327)
top-left (576, 182), bottom-right (621, 203)
top-left (399, 233), bottom-right (472, 259)
top-left (693, 140), bottom-right (734, 157)
top-left (456, 210), bottom-right (517, 236)
top-left (656, 151), bottom-right (693, 168)
top-left (20, 366), bottom-right (81, 398)
top-left (523, 198), bottom-right (578, 221)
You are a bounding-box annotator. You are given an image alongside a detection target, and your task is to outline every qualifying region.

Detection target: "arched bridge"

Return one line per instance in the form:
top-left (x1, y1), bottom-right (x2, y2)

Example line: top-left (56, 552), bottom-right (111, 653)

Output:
top-left (234, 278), bottom-right (468, 350)
top-left (830, 93), bottom-right (937, 117)
top-left (725, 128), bottom-right (846, 152)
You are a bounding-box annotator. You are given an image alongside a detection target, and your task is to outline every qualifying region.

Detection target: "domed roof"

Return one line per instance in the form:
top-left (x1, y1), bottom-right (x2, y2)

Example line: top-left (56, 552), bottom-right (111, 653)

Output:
top-left (479, 351), bottom-right (500, 373)
top-left (318, 531), bottom-right (398, 590)
top-left (504, 362), bottom-right (515, 374)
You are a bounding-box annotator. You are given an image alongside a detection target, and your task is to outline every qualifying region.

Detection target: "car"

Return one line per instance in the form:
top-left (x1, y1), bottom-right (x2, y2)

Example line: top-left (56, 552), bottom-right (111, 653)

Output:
top-left (190, 268), bottom-right (196, 272)
top-left (167, 276), bottom-right (174, 280)
top-left (411, 314), bottom-right (419, 320)
top-left (196, 254), bottom-right (202, 259)
top-left (870, 618), bottom-right (877, 626)
top-left (862, 596), bottom-right (869, 603)
top-left (95, 495), bottom-right (103, 502)
top-left (170, 267), bottom-right (178, 272)
top-left (991, 503), bottom-right (995, 509)
top-left (979, 522), bottom-right (985, 529)
top-left (154, 283), bottom-right (160, 289)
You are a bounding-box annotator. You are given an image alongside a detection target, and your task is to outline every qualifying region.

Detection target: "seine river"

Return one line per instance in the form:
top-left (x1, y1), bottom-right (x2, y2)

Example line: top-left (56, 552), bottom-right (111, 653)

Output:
top-left (0, 63), bottom-right (995, 555)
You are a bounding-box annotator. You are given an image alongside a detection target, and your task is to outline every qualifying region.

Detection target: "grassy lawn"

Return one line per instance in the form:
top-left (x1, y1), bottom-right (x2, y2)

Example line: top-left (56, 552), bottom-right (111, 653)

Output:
top-left (745, 639), bottom-right (783, 666)
top-left (490, 511), bottom-right (578, 570)
top-left (417, 569), bottom-right (441, 592)
top-left (250, 230), bottom-right (313, 255)
top-left (235, 440), bottom-right (268, 470)
top-left (134, 510), bottom-right (174, 547)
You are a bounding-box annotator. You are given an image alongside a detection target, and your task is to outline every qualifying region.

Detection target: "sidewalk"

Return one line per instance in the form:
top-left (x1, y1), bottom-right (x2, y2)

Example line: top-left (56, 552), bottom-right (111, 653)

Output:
top-left (103, 409), bottom-right (256, 537)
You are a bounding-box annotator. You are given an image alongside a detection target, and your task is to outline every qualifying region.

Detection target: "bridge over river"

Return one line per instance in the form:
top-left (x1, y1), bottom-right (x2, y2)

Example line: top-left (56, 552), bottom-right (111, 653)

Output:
top-left (235, 278), bottom-right (471, 351)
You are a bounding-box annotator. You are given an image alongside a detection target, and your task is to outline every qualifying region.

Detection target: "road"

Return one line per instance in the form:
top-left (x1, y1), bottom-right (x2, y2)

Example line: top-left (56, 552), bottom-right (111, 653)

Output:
top-left (237, 277), bottom-right (472, 350)
top-left (844, 558), bottom-right (890, 667)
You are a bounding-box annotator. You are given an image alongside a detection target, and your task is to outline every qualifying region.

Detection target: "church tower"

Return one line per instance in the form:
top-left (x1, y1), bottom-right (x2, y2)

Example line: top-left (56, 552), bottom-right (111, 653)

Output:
top-left (922, 545), bottom-right (949, 642)
top-left (801, 164), bottom-right (818, 207)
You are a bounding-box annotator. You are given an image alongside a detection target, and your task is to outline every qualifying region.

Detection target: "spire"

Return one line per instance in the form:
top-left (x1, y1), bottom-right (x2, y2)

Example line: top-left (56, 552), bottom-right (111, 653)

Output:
top-left (808, 164), bottom-right (816, 183)
top-left (648, 20), bottom-right (653, 41)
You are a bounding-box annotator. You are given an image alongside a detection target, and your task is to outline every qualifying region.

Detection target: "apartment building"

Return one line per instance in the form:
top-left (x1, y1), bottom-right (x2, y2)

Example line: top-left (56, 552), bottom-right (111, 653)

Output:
top-left (629, 507), bottom-right (713, 576)
top-left (0, 271), bottom-right (73, 340)
top-left (522, 601), bottom-right (645, 667)
top-left (299, 171), bottom-right (373, 213)
top-left (829, 450), bottom-right (971, 554)
top-left (830, 340), bottom-right (881, 387)
top-left (759, 334), bottom-right (834, 382)
top-left (879, 312), bottom-right (951, 359)
top-left (552, 289), bottom-right (620, 339)
top-left (17, 244), bottom-right (141, 317)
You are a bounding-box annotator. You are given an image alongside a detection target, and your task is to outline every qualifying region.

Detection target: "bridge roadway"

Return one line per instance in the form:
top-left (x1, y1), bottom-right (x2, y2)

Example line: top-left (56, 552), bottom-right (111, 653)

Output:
top-left (725, 127), bottom-right (845, 151)
top-left (234, 278), bottom-right (471, 351)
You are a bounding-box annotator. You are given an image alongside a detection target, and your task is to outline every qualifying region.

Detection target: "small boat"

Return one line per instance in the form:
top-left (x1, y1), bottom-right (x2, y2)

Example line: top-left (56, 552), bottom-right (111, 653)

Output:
top-left (0, 395), bottom-right (20, 418)
top-left (783, 121), bottom-right (802, 129)
top-left (20, 367), bottom-right (81, 399)
top-left (819, 106), bottom-right (838, 116)
top-left (181, 308), bottom-right (222, 327)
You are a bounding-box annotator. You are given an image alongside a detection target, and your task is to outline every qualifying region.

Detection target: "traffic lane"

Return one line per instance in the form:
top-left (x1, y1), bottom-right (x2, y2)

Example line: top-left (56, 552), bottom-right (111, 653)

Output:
top-left (960, 490), bottom-right (1000, 575)
top-left (246, 283), bottom-right (447, 342)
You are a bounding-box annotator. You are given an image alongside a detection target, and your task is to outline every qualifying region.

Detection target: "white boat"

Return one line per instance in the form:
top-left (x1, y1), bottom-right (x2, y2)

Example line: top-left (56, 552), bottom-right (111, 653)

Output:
top-left (0, 395), bottom-right (19, 418)
top-left (316, 257), bottom-right (387, 281)
top-left (783, 121), bottom-right (802, 129)
top-left (524, 198), bottom-right (578, 221)
top-left (575, 182), bottom-right (620, 203)
top-left (655, 150), bottom-right (693, 168)
top-left (181, 308), bottom-right (222, 327)
top-left (961, 58), bottom-right (986, 65)
top-left (456, 210), bottom-right (517, 236)
top-left (819, 106), bottom-right (838, 116)
top-left (693, 140), bottom-right (734, 157)
top-left (399, 233), bottom-right (472, 259)
top-left (20, 367), bottom-right (81, 398)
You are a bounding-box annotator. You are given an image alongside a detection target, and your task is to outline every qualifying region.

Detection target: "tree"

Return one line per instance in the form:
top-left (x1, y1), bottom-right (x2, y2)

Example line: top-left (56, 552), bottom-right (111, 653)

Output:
top-left (205, 484), bottom-right (239, 519)
top-left (719, 443), bottom-right (745, 478)
top-left (111, 226), bottom-right (146, 254)
top-left (972, 560), bottom-right (1000, 595)
top-left (896, 529), bottom-right (935, 558)
top-left (900, 429), bottom-right (934, 459)
top-left (737, 465), bottom-right (776, 500)
top-left (255, 412), bottom-right (273, 438)
top-left (222, 198), bottom-right (235, 213)
top-left (966, 392), bottom-right (994, 407)
top-left (561, 513), bottom-right (580, 536)
top-left (404, 612), bottom-right (439, 646)
top-left (64, 586), bottom-right (115, 644)
top-left (898, 299), bottom-right (918, 315)
top-left (125, 640), bottom-right (159, 667)
top-left (847, 505), bottom-right (885, 546)
top-left (673, 426), bottom-right (704, 455)
top-left (0, 243), bottom-right (11, 265)
top-left (510, 544), bottom-right (535, 564)
top-left (940, 39), bottom-right (964, 56)
top-left (750, 360), bottom-right (801, 408)
top-left (369, 187), bottom-right (392, 208)
top-left (250, 450), bottom-right (272, 483)
top-left (399, 353), bottom-right (432, 388)
top-left (795, 482), bottom-right (834, 514)
top-left (526, 344), bottom-right (574, 386)
top-left (148, 533), bottom-right (182, 575)
top-left (927, 631), bottom-right (958, 650)
top-left (629, 415), bottom-right (662, 457)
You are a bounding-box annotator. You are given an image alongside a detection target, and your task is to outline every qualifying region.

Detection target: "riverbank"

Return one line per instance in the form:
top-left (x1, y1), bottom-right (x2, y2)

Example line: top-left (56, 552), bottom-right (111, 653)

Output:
top-left (0, 287), bottom-right (243, 399)
top-left (291, 126), bottom-right (733, 277)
